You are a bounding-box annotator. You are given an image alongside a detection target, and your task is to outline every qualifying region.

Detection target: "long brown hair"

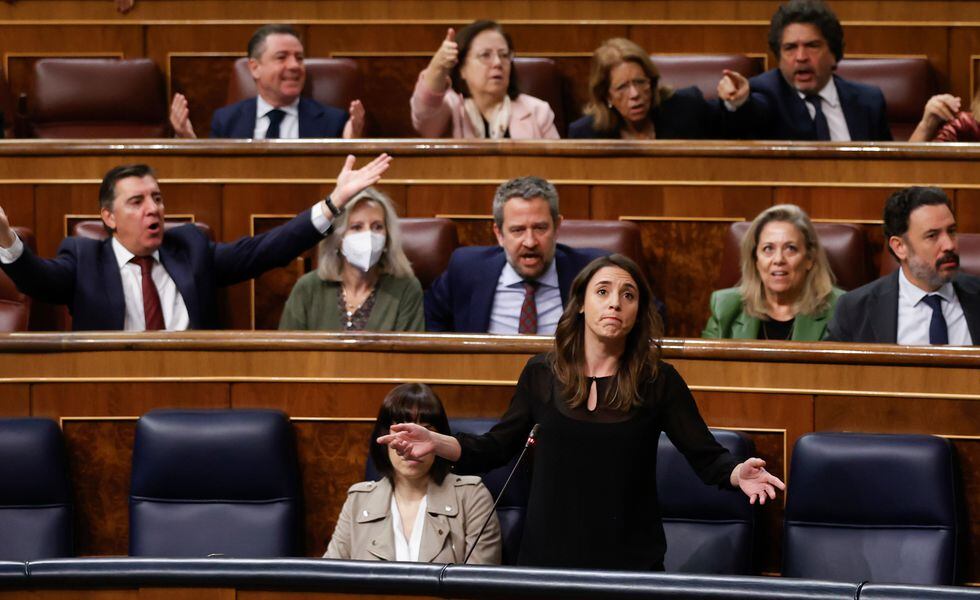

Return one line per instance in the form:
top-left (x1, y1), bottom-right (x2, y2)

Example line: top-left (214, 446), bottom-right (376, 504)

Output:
top-left (549, 254), bottom-right (663, 411)
top-left (583, 38), bottom-right (673, 133)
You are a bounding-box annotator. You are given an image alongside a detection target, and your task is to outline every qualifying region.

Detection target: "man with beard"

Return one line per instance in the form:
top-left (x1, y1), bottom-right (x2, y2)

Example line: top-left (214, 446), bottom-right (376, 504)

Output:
top-left (424, 176), bottom-right (605, 334)
top-left (826, 187), bottom-right (980, 344)
top-left (719, 0), bottom-right (892, 141)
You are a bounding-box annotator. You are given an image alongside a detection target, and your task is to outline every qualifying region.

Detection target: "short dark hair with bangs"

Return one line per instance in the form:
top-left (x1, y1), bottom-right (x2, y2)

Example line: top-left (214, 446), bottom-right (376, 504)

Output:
top-left (369, 383), bottom-right (453, 484)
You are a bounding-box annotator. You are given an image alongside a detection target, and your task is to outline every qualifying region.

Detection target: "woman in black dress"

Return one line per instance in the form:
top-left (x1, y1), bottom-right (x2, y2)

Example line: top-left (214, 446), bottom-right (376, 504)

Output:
top-left (379, 254), bottom-right (783, 570)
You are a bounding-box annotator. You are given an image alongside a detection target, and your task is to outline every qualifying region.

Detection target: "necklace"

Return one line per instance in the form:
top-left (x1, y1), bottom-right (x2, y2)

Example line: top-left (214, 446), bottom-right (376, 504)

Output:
top-left (341, 285), bottom-right (374, 329)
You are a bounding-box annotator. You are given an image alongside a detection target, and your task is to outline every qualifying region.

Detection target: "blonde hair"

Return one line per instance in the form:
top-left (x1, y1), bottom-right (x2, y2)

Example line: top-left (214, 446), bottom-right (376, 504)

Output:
top-left (583, 38), bottom-right (673, 133)
top-left (316, 187), bottom-right (414, 281)
top-left (737, 204), bottom-right (836, 319)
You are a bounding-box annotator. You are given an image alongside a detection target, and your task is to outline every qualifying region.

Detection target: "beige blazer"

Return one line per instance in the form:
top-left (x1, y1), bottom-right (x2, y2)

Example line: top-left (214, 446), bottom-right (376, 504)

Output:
top-left (323, 475), bottom-right (502, 565)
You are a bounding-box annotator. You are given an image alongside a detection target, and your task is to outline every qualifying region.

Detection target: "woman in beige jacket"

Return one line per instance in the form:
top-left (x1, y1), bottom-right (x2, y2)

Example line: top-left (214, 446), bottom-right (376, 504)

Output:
top-left (324, 383), bottom-right (501, 564)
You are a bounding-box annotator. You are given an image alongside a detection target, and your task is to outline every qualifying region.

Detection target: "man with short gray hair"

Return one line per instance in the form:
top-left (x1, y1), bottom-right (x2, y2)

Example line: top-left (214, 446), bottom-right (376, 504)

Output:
top-left (425, 176), bottom-right (606, 334)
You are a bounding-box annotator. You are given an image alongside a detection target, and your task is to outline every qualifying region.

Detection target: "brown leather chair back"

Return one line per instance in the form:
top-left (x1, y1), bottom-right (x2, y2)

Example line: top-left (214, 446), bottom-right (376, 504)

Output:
top-left (717, 221), bottom-right (870, 291)
top-left (879, 232), bottom-right (980, 278)
top-left (226, 57), bottom-right (363, 111)
top-left (513, 57), bottom-right (566, 136)
top-left (399, 218), bottom-right (459, 289)
top-left (651, 54), bottom-right (761, 100)
top-left (29, 59), bottom-right (167, 138)
top-left (557, 220), bottom-right (643, 267)
top-left (0, 227), bottom-right (36, 331)
top-left (835, 58), bottom-right (934, 140)
top-left (72, 220), bottom-right (214, 241)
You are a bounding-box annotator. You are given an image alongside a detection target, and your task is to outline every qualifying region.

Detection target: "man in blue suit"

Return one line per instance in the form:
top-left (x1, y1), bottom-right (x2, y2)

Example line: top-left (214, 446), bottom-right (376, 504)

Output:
top-left (425, 177), bottom-right (606, 334)
top-left (719, 0), bottom-right (891, 141)
top-left (0, 154), bottom-right (390, 331)
top-left (170, 24), bottom-right (364, 140)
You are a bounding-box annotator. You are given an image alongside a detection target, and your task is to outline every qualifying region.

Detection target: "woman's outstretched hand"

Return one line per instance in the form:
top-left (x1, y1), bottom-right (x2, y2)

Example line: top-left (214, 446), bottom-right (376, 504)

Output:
top-left (377, 422), bottom-right (439, 461)
top-left (730, 457), bottom-right (785, 505)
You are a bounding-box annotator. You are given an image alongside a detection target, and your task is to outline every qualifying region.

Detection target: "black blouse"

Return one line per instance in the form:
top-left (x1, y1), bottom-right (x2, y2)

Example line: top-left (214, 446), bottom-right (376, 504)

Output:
top-left (454, 353), bottom-right (738, 570)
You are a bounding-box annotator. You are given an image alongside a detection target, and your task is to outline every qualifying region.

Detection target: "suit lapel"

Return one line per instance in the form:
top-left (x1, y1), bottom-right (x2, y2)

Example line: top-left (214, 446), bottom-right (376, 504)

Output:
top-left (870, 271), bottom-right (900, 344)
top-left (954, 277), bottom-right (980, 344)
top-left (507, 97), bottom-right (534, 138)
top-left (777, 76), bottom-right (816, 139)
top-left (555, 247), bottom-right (574, 306)
top-left (473, 251), bottom-right (506, 331)
top-left (298, 97), bottom-right (324, 138)
top-left (359, 478), bottom-right (395, 561)
top-left (418, 478), bottom-right (456, 563)
top-left (835, 76), bottom-right (866, 141)
top-left (792, 311), bottom-right (827, 341)
top-left (732, 312), bottom-right (760, 339)
top-left (100, 239), bottom-right (126, 330)
top-left (234, 98), bottom-right (258, 138)
top-left (159, 238), bottom-right (199, 329)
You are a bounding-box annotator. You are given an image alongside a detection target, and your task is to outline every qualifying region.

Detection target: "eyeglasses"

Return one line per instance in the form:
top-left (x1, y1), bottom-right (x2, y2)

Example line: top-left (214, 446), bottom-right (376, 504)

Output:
top-left (610, 77), bottom-right (652, 96)
top-left (473, 49), bottom-right (514, 65)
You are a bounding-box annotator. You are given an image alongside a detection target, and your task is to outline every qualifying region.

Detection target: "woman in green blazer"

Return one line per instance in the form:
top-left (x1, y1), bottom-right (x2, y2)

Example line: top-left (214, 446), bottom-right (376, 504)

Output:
top-left (703, 204), bottom-right (842, 342)
top-left (280, 187), bottom-right (424, 332)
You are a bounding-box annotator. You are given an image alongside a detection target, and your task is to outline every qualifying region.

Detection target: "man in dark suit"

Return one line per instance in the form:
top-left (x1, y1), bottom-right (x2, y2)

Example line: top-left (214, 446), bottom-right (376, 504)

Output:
top-left (826, 187), bottom-right (980, 345)
top-left (0, 154), bottom-right (390, 331)
top-left (720, 0), bottom-right (891, 141)
top-left (425, 176), bottom-right (605, 334)
top-left (169, 24), bottom-right (364, 140)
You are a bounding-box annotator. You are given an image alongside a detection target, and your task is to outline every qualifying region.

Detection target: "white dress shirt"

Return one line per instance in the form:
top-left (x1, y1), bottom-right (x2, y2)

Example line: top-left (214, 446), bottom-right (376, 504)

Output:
top-left (0, 202), bottom-right (333, 330)
top-left (897, 267), bottom-right (973, 346)
top-left (253, 95), bottom-right (300, 139)
top-left (797, 79), bottom-right (851, 141)
top-left (488, 259), bottom-right (562, 335)
top-left (390, 494), bottom-right (427, 562)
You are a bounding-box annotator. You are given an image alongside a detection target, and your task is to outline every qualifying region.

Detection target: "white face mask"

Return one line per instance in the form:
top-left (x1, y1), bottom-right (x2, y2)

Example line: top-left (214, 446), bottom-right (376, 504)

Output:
top-left (341, 230), bottom-right (386, 272)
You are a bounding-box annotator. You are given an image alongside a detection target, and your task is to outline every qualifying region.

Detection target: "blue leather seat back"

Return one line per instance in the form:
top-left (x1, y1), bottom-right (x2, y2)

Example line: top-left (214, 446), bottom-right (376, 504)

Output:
top-left (657, 429), bottom-right (755, 574)
top-left (0, 418), bottom-right (72, 561)
top-left (130, 409), bottom-right (301, 558)
top-left (364, 418), bottom-right (529, 565)
top-left (784, 432), bottom-right (959, 585)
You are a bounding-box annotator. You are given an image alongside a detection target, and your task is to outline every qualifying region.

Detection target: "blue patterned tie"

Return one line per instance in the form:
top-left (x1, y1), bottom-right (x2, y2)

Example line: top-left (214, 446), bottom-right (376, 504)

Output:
top-left (804, 95), bottom-right (831, 141)
top-left (265, 108), bottom-right (286, 139)
top-left (921, 294), bottom-right (948, 345)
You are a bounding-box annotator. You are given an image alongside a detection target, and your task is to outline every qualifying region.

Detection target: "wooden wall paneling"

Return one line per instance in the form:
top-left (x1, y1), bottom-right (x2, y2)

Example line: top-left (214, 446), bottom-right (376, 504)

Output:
top-left (0, 185), bottom-right (35, 237)
top-left (628, 24), bottom-right (769, 58)
top-left (249, 216), bottom-right (313, 331)
top-left (221, 183), bottom-right (333, 330)
top-left (144, 25), bottom-right (269, 79)
top-left (405, 184), bottom-right (498, 247)
top-left (139, 590), bottom-right (234, 600)
top-left (955, 189), bottom-right (980, 234)
top-left (945, 27), bottom-right (980, 102)
top-left (814, 394), bottom-right (980, 584)
top-left (0, 383), bottom-right (30, 416)
top-left (31, 382), bottom-right (231, 419)
top-left (590, 185), bottom-right (770, 337)
top-left (33, 183), bottom-right (100, 257)
top-left (167, 55), bottom-right (242, 139)
top-left (232, 382), bottom-right (391, 417)
top-left (156, 183), bottom-right (225, 240)
top-left (330, 55), bottom-right (427, 138)
top-left (843, 25), bottom-right (950, 91)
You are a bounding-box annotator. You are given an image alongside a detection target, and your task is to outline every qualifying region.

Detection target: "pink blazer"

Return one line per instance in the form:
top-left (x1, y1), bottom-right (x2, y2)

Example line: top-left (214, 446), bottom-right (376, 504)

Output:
top-left (410, 73), bottom-right (560, 139)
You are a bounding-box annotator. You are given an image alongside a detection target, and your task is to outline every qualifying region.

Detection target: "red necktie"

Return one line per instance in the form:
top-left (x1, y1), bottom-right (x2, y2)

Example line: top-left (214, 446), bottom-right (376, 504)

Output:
top-left (518, 281), bottom-right (538, 334)
top-left (131, 256), bottom-right (165, 331)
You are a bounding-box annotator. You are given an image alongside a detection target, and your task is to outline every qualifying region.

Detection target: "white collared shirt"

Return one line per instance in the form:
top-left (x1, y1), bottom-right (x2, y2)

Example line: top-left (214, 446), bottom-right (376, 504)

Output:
top-left (254, 95), bottom-right (300, 139)
top-left (111, 237), bottom-right (190, 331)
top-left (488, 258), bottom-right (562, 335)
top-left (390, 494), bottom-right (427, 562)
top-left (897, 266), bottom-right (973, 346)
top-left (797, 78), bottom-right (851, 141)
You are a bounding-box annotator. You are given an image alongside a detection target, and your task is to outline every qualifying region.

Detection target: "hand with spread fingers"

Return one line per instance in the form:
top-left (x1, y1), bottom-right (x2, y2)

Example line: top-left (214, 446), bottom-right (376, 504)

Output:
top-left (169, 93), bottom-right (198, 139)
top-left (730, 457), bottom-right (786, 505)
top-left (342, 99), bottom-right (366, 139)
top-left (327, 153), bottom-right (392, 210)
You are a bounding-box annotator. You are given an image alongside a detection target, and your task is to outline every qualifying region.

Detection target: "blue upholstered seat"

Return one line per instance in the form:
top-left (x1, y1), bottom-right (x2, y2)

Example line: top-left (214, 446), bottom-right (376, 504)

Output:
top-left (129, 409), bottom-right (301, 558)
top-left (0, 418), bottom-right (72, 560)
top-left (658, 429), bottom-right (756, 574)
top-left (783, 432), bottom-right (960, 585)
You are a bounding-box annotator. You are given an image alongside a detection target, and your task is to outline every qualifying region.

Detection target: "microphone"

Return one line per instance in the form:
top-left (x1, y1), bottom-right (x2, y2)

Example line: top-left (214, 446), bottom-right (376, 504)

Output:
top-left (463, 424), bottom-right (539, 564)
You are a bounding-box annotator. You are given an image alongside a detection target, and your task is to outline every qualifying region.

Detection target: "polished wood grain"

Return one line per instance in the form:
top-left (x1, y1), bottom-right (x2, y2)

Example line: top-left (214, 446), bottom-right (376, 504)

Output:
top-left (0, 383), bottom-right (30, 416)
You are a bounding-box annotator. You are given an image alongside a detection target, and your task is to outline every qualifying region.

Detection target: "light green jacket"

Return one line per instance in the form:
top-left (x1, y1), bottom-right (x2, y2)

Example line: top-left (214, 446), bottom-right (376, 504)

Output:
top-left (701, 287), bottom-right (844, 341)
top-left (279, 272), bottom-right (425, 332)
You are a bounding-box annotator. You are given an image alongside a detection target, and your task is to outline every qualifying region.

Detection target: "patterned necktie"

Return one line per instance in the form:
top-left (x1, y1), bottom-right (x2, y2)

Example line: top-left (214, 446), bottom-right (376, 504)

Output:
top-left (921, 294), bottom-right (948, 345)
top-left (265, 108), bottom-right (286, 139)
top-left (518, 281), bottom-right (539, 334)
top-left (804, 95), bottom-right (831, 141)
top-left (131, 256), bottom-right (164, 331)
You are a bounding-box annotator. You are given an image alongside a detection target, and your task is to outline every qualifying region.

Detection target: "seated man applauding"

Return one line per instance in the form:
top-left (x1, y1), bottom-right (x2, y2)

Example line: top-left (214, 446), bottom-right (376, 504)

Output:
top-left (0, 154), bottom-right (390, 331)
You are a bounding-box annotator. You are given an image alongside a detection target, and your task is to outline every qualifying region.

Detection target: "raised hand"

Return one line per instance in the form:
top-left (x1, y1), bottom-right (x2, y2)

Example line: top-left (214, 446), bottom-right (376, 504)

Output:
top-left (0, 205), bottom-right (15, 248)
top-left (342, 99), bottom-right (366, 139)
top-left (115, 0), bottom-right (134, 13)
top-left (329, 153), bottom-right (392, 208)
top-left (169, 93), bottom-right (197, 139)
top-left (731, 457), bottom-right (785, 505)
top-left (922, 94), bottom-right (961, 128)
top-left (376, 422), bottom-right (438, 461)
top-left (717, 69), bottom-right (750, 107)
top-left (430, 28), bottom-right (459, 76)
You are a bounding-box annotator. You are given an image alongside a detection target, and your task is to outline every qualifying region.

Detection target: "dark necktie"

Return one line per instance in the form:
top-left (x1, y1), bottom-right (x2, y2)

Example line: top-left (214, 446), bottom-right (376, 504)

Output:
top-left (518, 281), bottom-right (539, 334)
top-left (804, 95), bottom-right (831, 141)
top-left (921, 294), bottom-right (948, 345)
top-left (131, 256), bottom-right (165, 331)
top-left (265, 108), bottom-right (286, 139)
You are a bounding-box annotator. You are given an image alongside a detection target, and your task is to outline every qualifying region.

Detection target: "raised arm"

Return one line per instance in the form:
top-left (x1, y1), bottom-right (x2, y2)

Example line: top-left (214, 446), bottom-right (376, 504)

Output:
top-left (909, 94), bottom-right (961, 142)
top-left (422, 28), bottom-right (458, 95)
top-left (169, 93), bottom-right (198, 139)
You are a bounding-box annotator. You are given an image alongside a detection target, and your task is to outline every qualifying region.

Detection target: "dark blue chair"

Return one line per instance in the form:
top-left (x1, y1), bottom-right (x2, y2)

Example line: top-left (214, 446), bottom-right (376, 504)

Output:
top-left (658, 429), bottom-right (756, 574)
top-left (129, 409), bottom-right (301, 558)
top-left (365, 418), bottom-right (530, 565)
top-left (0, 418), bottom-right (72, 561)
top-left (783, 432), bottom-right (960, 585)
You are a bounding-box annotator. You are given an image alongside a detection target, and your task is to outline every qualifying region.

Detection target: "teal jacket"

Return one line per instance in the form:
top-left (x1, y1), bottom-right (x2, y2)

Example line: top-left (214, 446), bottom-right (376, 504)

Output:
top-left (701, 287), bottom-right (844, 341)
